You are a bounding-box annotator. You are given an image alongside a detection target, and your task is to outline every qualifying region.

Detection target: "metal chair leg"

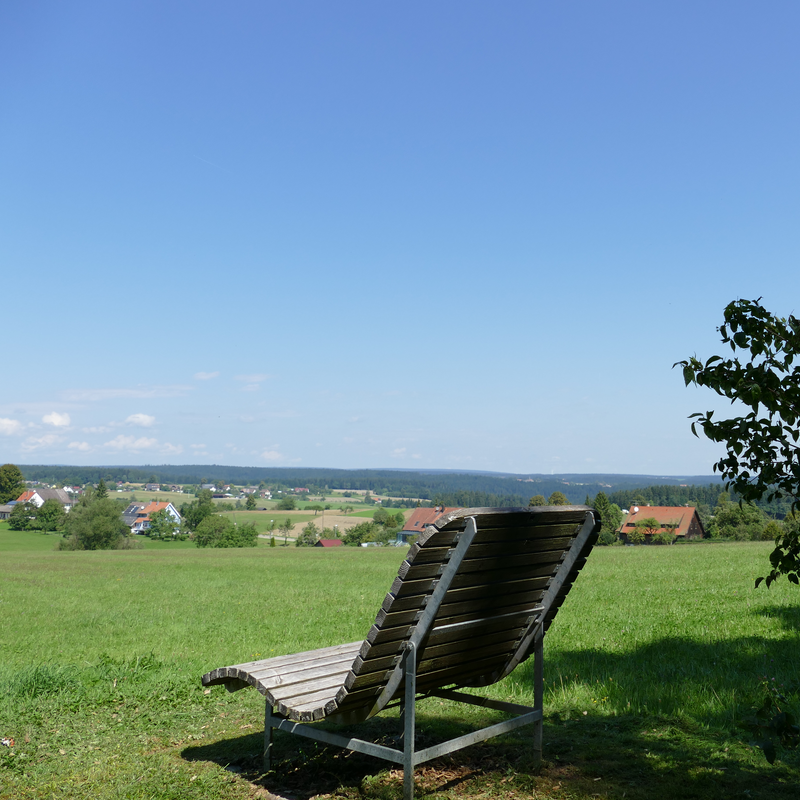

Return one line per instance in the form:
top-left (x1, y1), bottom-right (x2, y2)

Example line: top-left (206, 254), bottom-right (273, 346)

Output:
top-left (403, 643), bottom-right (417, 800)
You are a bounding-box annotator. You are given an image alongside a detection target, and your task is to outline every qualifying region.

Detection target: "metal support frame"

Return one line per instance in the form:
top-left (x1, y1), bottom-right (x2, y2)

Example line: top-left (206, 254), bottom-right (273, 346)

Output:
top-left (262, 636), bottom-right (544, 800)
top-left (258, 511), bottom-right (572, 799)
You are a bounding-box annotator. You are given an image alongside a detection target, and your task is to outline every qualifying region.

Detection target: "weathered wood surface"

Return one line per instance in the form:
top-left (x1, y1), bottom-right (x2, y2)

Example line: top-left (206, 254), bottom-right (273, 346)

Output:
top-left (201, 505), bottom-right (599, 723)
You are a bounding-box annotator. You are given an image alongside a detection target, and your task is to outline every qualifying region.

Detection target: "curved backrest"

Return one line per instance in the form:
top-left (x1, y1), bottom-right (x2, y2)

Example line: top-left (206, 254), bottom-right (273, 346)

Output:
top-left (328, 506), bottom-right (599, 722)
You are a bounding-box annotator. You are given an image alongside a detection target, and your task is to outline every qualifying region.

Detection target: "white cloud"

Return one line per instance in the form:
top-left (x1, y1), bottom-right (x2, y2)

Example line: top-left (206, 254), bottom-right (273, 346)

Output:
top-left (194, 371), bottom-right (219, 380)
top-left (21, 434), bottom-right (60, 452)
top-left (0, 418), bottom-right (22, 435)
top-left (103, 435), bottom-right (159, 451)
top-left (125, 413), bottom-right (155, 427)
top-left (261, 449), bottom-right (283, 461)
top-left (83, 425), bottom-right (112, 433)
top-left (68, 441), bottom-right (92, 452)
top-left (43, 412), bottom-right (71, 427)
top-left (160, 442), bottom-right (184, 455)
top-left (391, 448), bottom-right (407, 458)
top-left (190, 443), bottom-right (206, 450)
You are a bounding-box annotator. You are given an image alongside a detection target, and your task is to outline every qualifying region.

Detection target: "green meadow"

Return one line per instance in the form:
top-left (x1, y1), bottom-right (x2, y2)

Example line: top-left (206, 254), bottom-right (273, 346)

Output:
top-left (1, 525), bottom-right (798, 800)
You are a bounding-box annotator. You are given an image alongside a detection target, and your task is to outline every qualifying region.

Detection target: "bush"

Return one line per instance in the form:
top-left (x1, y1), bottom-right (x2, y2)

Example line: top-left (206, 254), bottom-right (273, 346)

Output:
top-left (597, 530), bottom-right (617, 546)
top-left (63, 498), bottom-right (129, 550)
top-left (193, 515), bottom-right (258, 548)
top-left (653, 532), bottom-right (677, 545)
top-left (627, 528), bottom-right (646, 544)
top-left (295, 522), bottom-right (319, 547)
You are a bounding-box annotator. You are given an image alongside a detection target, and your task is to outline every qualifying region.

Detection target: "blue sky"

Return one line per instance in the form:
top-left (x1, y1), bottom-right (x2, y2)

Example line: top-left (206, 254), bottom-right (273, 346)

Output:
top-left (2, 1), bottom-right (798, 476)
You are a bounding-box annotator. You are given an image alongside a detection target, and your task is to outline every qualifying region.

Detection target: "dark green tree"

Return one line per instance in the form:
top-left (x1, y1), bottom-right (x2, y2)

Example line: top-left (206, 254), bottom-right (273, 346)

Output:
top-left (180, 490), bottom-right (215, 531)
top-left (528, 495), bottom-right (546, 507)
top-left (8, 501), bottom-right (35, 530)
top-left (677, 298), bottom-right (800, 586)
top-left (279, 517), bottom-right (293, 545)
top-left (295, 521), bottom-right (319, 546)
top-left (245, 494), bottom-right (257, 510)
top-left (147, 508), bottom-right (180, 540)
top-left (33, 498), bottom-right (66, 532)
top-left (96, 479), bottom-right (109, 499)
top-left (193, 515), bottom-right (258, 548)
top-left (275, 495), bottom-right (296, 511)
top-left (547, 491), bottom-right (571, 506)
top-left (0, 463), bottom-right (25, 504)
top-left (63, 498), bottom-right (129, 550)
top-left (592, 492), bottom-right (623, 545)
top-left (710, 499), bottom-right (770, 541)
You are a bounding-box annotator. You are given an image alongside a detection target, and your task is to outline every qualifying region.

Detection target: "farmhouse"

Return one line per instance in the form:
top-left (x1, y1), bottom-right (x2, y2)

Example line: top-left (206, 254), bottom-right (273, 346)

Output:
top-left (396, 505), bottom-right (458, 544)
top-left (618, 505), bottom-right (705, 543)
top-left (16, 488), bottom-right (77, 513)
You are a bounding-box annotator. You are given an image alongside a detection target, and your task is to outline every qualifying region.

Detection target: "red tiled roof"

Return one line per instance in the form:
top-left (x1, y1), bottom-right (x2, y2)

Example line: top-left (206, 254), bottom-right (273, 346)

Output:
top-left (17, 490), bottom-right (36, 503)
top-left (401, 507), bottom-right (458, 533)
top-left (620, 506), bottom-right (704, 537)
top-left (142, 501), bottom-right (170, 514)
top-left (315, 539), bottom-right (343, 547)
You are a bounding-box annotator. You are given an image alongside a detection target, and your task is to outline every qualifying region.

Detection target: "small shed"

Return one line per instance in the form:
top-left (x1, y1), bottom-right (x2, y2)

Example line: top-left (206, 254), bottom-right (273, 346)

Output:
top-left (315, 539), bottom-right (343, 548)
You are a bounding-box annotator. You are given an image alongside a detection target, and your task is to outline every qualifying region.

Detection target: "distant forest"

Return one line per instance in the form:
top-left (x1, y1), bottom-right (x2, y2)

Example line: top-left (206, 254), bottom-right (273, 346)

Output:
top-left (17, 464), bottom-right (729, 508)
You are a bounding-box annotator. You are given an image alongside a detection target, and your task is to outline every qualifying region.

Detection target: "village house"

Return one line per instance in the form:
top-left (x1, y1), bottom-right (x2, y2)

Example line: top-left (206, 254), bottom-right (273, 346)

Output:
top-left (618, 505), bottom-right (706, 543)
top-left (396, 506), bottom-right (458, 544)
top-left (122, 501), bottom-right (181, 535)
top-left (16, 487), bottom-right (77, 513)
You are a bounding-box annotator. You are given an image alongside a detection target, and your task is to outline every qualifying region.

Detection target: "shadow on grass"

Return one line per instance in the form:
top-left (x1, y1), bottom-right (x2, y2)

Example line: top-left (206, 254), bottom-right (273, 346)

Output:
top-left (185, 631), bottom-right (800, 799)
top-left (183, 708), bottom-right (800, 800)
top-left (182, 712), bottom-right (491, 800)
top-left (758, 603), bottom-right (800, 632)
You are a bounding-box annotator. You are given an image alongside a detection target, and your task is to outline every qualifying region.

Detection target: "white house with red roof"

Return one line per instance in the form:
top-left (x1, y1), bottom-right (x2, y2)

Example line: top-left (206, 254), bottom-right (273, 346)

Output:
top-left (126, 501), bottom-right (181, 535)
top-left (16, 487), bottom-right (77, 513)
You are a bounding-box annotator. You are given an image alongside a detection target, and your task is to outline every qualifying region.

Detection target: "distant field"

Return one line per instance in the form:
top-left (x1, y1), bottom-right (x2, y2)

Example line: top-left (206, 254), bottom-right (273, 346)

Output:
top-left (1, 533), bottom-right (797, 799)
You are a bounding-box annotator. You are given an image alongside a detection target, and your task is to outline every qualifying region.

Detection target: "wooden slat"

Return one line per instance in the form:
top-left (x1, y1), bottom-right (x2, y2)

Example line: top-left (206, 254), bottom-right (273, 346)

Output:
top-left (391, 562), bottom-right (560, 600)
top-left (203, 506), bottom-right (598, 723)
top-left (400, 548), bottom-right (567, 582)
top-left (348, 631), bottom-right (523, 691)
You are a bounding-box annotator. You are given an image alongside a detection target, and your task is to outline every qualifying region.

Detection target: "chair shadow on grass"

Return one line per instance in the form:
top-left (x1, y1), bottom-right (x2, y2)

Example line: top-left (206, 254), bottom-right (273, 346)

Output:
top-left (182, 709), bottom-right (507, 799)
top-left (184, 629), bottom-right (800, 799)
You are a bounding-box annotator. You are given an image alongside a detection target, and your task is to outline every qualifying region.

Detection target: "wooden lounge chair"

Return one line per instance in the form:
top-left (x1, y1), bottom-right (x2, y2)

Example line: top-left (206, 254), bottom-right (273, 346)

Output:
top-left (202, 505), bottom-right (599, 799)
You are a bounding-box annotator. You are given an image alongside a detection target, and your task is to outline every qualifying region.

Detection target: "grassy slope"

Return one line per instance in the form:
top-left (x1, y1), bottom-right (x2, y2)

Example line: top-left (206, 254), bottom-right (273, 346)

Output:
top-left (0, 531), bottom-right (798, 799)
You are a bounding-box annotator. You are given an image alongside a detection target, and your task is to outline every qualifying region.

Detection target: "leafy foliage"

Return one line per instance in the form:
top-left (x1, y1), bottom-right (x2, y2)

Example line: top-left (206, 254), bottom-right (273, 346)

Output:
top-left (146, 507), bottom-right (181, 540)
top-left (62, 497), bottom-right (130, 550)
top-left (8, 502), bottom-right (36, 531)
top-left (548, 491), bottom-right (571, 506)
top-left (180, 490), bottom-right (215, 532)
top-left (0, 463), bottom-right (25, 504)
top-left (740, 676), bottom-right (800, 764)
top-left (592, 492), bottom-right (623, 545)
top-left (677, 298), bottom-right (800, 586)
top-left (193, 515), bottom-right (258, 548)
top-left (295, 521), bottom-right (319, 546)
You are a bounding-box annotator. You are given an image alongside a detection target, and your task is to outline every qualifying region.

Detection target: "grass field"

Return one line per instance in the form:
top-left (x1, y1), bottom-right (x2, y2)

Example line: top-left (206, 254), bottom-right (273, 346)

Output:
top-left (1, 526), bottom-right (798, 800)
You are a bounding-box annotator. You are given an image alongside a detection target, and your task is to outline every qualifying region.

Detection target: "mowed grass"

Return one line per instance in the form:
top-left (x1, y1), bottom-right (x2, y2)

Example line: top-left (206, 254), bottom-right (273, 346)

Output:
top-left (1, 529), bottom-right (798, 800)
